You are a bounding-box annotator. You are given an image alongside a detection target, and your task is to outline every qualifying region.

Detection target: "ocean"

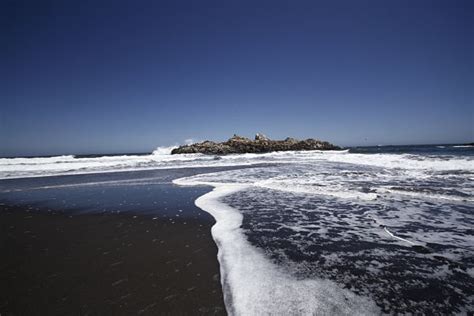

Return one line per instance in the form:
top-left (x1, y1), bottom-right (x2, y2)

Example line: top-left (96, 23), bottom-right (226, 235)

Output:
top-left (0, 144), bottom-right (473, 314)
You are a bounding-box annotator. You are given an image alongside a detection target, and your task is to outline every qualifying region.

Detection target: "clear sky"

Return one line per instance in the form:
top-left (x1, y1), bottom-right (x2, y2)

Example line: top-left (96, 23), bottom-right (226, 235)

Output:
top-left (1, 0), bottom-right (473, 156)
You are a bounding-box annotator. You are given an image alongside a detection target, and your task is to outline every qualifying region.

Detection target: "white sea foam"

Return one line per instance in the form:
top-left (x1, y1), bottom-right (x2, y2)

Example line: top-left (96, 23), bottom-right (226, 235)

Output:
top-left (0, 155), bottom-right (76, 165)
top-left (1, 146), bottom-right (473, 179)
top-left (174, 179), bottom-right (380, 315)
top-left (171, 149), bottom-right (473, 314)
top-left (255, 178), bottom-right (378, 200)
top-left (151, 145), bottom-right (177, 155)
top-left (312, 152), bottom-right (473, 171)
top-left (376, 187), bottom-right (474, 202)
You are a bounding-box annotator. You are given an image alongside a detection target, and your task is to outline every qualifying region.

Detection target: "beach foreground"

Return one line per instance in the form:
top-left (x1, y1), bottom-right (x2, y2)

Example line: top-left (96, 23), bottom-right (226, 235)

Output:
top-left (0, 205), bottom-right (225, 315)
top-left (0, 167), bottom-right (257, 315)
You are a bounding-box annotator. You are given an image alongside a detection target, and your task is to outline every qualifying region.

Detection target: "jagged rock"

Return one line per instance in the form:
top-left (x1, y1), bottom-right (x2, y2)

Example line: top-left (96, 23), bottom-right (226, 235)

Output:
top-left (255, 133), bottom-right (270, 141)
top-left (171, 134), bottom-right (341, 155)
top-left (230, 134), bottom-right (251, 142)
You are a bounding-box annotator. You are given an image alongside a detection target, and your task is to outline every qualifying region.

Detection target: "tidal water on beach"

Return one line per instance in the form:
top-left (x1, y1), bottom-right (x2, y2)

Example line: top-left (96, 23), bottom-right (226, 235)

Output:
top-left (1, 145), bottom-right (473, 314)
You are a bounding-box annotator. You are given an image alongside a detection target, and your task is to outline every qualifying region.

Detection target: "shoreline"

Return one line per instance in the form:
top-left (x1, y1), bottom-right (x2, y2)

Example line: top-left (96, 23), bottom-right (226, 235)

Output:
top-left (0, 203), bottom-right (227, 315)
top-left (0, 165), bottom-right (278, 315)
top-left (174, 180), bottom-right (381, 315)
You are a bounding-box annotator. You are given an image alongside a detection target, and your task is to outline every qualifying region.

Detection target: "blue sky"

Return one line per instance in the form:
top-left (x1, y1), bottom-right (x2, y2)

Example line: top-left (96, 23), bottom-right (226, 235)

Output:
top-left (1, 0), bottom-right (472, 156)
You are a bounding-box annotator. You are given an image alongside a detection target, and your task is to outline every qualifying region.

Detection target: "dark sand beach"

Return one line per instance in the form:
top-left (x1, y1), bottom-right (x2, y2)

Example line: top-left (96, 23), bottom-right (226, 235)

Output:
top-left (0, 205), bottom-right (225, 315)
top-left (0, 168), bottom-right (255, 315)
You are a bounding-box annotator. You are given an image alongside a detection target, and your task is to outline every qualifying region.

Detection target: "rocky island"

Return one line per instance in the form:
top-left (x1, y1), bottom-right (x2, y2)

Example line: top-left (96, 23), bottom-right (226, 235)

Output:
top-left (171, 133), bottom-right (341, 155)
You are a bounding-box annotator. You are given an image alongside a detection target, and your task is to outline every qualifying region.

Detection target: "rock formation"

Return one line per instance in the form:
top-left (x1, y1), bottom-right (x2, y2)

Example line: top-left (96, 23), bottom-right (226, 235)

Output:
top-left (255, 133), bottom-right (269, 141)
top-left (171, 134), bottom-right (341, 155)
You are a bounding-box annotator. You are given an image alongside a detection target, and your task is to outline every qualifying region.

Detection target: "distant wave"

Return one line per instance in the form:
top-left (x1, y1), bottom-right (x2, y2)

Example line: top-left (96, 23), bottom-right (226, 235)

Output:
top-left (0, 146), bottom-right (473, 180)
top-left (151, 145), bottom-right (178, 156)
top-left (0, 155), bottom-right (76, 165)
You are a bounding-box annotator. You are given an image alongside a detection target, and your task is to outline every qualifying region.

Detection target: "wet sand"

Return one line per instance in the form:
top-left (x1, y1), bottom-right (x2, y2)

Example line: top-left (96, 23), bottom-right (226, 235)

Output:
top-left (0, 204), bottom-right (226, 315)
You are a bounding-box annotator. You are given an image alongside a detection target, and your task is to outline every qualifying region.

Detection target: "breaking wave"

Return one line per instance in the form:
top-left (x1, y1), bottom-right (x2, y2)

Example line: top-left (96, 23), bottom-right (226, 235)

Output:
top-left (1, 145), bottom-right (473, 180)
